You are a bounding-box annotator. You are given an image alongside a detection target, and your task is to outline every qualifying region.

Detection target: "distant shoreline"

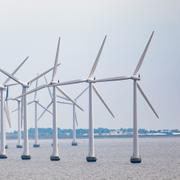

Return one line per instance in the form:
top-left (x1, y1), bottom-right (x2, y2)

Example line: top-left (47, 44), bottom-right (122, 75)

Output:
top-left (6, 128), bottom-right (180, 140)
top-left (6, 134), bottom-right (180, 140)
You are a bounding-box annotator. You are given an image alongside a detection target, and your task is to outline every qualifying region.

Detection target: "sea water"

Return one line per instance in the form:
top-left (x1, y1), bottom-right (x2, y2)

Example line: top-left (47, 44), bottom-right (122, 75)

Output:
top-left (0, 137), bottom-right (179, 180)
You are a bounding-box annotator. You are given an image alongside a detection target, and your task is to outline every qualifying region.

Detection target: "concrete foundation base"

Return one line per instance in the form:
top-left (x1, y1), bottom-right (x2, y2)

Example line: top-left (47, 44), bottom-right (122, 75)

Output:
top-left (21, 155), bottom-right (31, 160)
top-left (16, 145), bottom-right (23, 148)
top-left (72, 142), bottom-right (78, 146)
top-left (33, 144), bottom-right (40, 148)
top-left (86, 156), bottom-right (97, 162)
top-left (50, 155), bottom-right (60, 161)
top-left (0, 154), bottom-right (7, 159)
top-left (130, 156), bottom-right (142, 163)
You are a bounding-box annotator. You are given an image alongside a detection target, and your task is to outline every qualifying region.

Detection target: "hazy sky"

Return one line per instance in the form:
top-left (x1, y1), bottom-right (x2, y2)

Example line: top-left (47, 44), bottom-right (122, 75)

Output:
top-left (0, 0), bottom-right (179, 131)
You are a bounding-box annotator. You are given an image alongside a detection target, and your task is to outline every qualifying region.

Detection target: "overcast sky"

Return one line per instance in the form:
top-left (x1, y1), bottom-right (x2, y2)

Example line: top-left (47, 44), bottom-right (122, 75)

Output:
top-left (0, 0), bottom-right (179, 131)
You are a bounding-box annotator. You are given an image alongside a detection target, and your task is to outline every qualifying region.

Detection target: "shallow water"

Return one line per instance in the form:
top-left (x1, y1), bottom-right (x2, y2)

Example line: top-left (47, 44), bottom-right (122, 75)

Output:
top-left (0, 137), bottom-right (180, 180)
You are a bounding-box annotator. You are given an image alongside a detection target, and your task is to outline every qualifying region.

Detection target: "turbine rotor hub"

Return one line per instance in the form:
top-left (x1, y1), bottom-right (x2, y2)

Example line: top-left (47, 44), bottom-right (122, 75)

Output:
top-left (131, 75), bottom-right (141, 81)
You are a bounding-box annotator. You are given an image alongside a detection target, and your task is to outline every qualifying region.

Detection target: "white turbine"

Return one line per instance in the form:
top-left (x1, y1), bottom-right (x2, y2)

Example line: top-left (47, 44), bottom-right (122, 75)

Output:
top-left (0, 58), bottom-right (60, 160)
top-left (56, 86), bottom-right (89, 146)
top-left (129, 31), bottom-right (159, 163)
top-left (27, 78), bottom-right (52, 148)
top-left (11, 98), bottom-right (23, 148)
top-left (0, 86), bottom-right (11, 158)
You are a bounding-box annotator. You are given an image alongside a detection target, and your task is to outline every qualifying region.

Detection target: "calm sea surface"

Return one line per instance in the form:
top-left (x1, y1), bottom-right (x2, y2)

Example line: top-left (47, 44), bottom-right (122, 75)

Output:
top-left (0, 137), bottom-right (180, 180)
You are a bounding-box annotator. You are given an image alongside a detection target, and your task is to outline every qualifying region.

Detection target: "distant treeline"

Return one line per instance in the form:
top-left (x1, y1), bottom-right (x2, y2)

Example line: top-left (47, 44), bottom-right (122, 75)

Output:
top-left (6, 128), bottom-right (180, 139)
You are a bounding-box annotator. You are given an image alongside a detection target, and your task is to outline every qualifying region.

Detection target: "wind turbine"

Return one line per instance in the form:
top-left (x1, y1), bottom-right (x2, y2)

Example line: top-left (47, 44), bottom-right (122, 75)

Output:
top-left (0, 59), bottom-right (60, 160)
top-left (56, 86), bottom-right (89, 146)
top-left (28, 78), bottom-right (52, 148)
top-left (71, 86), bottom-right (89, 146)
top-left (11, 98), bottom-right (23, 148)
top-left (127, 31), bottom-right (159, 163)
top-left (0, 57), bottom-right (29, 158)
top-left (0, 85), bottom-right (11, 158)
top-left (16, 37), bottom-right (84, 161)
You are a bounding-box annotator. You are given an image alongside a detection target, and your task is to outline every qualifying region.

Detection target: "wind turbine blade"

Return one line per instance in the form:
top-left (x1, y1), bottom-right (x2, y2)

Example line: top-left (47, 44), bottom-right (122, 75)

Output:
top-left (74, 108), bottom-right (78, 127)
top-left (38, 101), bottom-right (53, 121)
top-left (16, 84), bottom-right (47, 99)
top-left (133, 31), bottom-right (154, 75)
top-left (44, 75), bottom-right (52, 99)
top-left (137, 83), bottom-right (159, 119)
top-left (93, 76), bottom-right (131, 83)
top-left (4, 101), bottom-right (11, 128)
top-left (56, 101), bottom-right (72, 105)
top-left (92, 84), bottom-right (115, 119)
top-left (88, 35), bottom-right (107, 79)
top-left (6, 98), bottom-right (16, 101)
top-left (51, 37), bottom-right (61, 82)
top-left (0, 68), bottom-right (25, 86)
top-left (3, 56), bottom-right (29, 85)
top-left (56, 87), bottom-right (84, 112)
top-left (75, 86), bottom-right (89, 101)
top-left (56, 101), bottom-right (73, 105)
top-left (27, 100), bottom-right (34, 105)
top-left (4, 83), bottom-right (19, 87)
top-left (57, 95), bottom-right (69, 101)
top-left (34, 78), bottom-right (39, 100)
top-left (55, 79), bottom-right (87, 86)
top-left (36, 101), bottom-right (52, 115)
top-left (27, 63), bottom-right (60, 85)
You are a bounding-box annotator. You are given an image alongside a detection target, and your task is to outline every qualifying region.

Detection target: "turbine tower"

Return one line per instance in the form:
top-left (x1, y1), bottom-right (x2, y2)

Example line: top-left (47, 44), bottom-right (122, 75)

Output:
top-left (0, 86), bottom-right (7, 159)
top-left (11, 98), bottom-right (23, 148)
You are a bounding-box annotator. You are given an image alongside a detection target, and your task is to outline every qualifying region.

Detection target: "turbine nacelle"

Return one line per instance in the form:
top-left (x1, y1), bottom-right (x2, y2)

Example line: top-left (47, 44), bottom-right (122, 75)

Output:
top-left (87, 78), bottom-right (94, 83)
top-left (50, 81), bottom-right (58, 85)
top-left (131, 75), bottom-right (141, 81)
top-left (24, 84), bottom-right (30, 88)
